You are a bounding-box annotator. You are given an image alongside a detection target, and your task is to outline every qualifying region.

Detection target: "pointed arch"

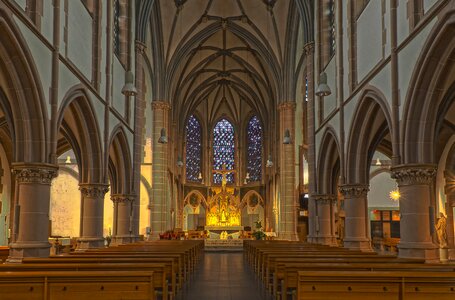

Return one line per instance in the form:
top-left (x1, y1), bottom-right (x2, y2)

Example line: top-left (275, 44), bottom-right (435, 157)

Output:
top-left (108, 125), bottom-right (133, 195)
top-left (317, 126), bottom-right (341, 194)
top-left (346, 87), bottom-right (393, 184)
top-left (213, 118), bottom-right (235, 184)
top-left (240, 190), bottom-right (264, 209)
top-left (0, 9), bottom-right (48, 162)
top-left (57, 86), bottom-right (103, 183)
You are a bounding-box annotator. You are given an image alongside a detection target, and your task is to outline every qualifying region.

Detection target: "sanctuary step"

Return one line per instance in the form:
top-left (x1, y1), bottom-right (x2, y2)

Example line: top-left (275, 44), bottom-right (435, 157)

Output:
top-left (204, 239), bottom-right (243, 251)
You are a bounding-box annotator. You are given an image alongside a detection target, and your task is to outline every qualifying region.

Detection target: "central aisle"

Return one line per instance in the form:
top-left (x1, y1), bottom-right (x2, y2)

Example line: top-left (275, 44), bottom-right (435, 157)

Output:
top-left (176, 252), bottom-right (272, 300)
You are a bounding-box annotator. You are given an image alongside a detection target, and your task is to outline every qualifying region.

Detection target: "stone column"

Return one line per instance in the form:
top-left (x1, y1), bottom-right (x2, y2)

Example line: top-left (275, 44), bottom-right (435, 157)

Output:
top-left (278, 102), bottom-right (298, 240)
top-left (444, 171), bottom-right (455, 260)
top-left (77, 183), bottom-right (109, 250)
top-left (339, 184), bottom-right (372, 251)
top-left (304, 42), bottom-right (317, 243)
top-left (111, 194), bottom-right (134, 245)
top-left (391, 164), bottom-right (438, 260)
top-left (8, 164), bottom-right (58, 261)
top-left (150, 101), bottom-right (170, 239)
top-left (314, 194), bottom-right (337, 246)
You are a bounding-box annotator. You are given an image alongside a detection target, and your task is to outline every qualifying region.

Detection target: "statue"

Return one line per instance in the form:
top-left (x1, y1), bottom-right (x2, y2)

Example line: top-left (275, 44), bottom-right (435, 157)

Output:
top-left (220, 209), bottom-right (227, 223)
top-left (213, 164), bottom-right (236, 190)
top-left (435, 213), bottom-right (448, 248)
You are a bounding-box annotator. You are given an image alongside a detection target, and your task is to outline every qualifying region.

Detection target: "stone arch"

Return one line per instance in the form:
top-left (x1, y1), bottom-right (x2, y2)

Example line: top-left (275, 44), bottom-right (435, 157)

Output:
top-left (346, 87), bottom-right (393, 184)
top-left (240, 190), bottom-right (264, 209)
top-left (184, 190), bottom-right (208, 209)
top-left (403, 8), bottom-right (455, 164)
top-left (317, 126), bottom-right (341, 195)
top-left (0, 9), bottom-right (48, 163)
top-left (57, 86), bottom-right (103, 184)
top-left (108, 125), bottom-right (133, 195)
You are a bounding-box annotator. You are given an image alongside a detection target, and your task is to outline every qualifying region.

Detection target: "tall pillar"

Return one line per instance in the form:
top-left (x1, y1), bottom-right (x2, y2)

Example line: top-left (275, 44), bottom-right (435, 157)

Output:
top-left (77, 183), bottom-right (109, 250)
top-left (304, 42), bottom-right (317, 243)
top-left (314, 194), bottom-right (337, 246)
top-left (339, 184), bottom-right (372, 251)
top-left (150, 101), bottom-right (170, 239)
top-left (8, 164), bottom-right (58, 261)
top-left (391, 164), bottom-right (438, 261)
top-left (278, 102), bottom-right (298, 240)
top-left (444, 171), bottom-right (455, 260)
top-left (111, 194), bottom-right (134, 245)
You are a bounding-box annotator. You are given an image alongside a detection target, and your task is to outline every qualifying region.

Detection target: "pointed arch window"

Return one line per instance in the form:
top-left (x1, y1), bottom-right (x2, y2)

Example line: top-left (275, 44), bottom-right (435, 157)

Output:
top-left (247, 116), bottom-right (263, 182)
top-left (185, 115), bottom-right (202, 182)
top-left (213, 119), bottom-right (235, 184)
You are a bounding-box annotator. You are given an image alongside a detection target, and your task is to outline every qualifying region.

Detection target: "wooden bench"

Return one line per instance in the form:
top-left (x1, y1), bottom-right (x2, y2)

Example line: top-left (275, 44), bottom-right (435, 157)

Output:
top-left (0, 270), bottom-right (155, 300)
top-left (297, 270), bottom-right (455, 300)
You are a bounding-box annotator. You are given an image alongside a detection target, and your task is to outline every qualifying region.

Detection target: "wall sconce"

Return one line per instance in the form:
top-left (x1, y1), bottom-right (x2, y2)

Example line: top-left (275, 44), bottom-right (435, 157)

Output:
top-left (375, 158), bottom-right (382, 166)
top-left (121, 70), bottom-right (137, 96)
top-left (266, 154), bottom-right (273, 168)
top-left (283, 129), bottom-right (291, 144)
top-left (176, 155), bottom-right (184, 168)
top-left (158, 128), bottom-right (168, 144)
top-left (389, 189), bottom-right (401, 201)
top-left (315, 71), bottom-right (331, 97)
top-left (198, 172), bottom-right (203, 180)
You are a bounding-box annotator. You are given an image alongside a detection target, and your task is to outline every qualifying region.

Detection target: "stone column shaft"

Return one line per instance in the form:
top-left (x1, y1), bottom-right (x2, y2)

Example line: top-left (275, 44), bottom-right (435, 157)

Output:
top-left (77, 183), bottom-right (109, 250)
top-left (278, 102), bottom-right (298, 240)
top-left (111, 194), bottom-right (134, 245)
top-left (8, 164), bottom-right (58, 261)
top-left (392, 164), bottom-right (438, 261)
top-left (339, 184), bottom-right (372, 251)
top-left (445, 178), bottom-right (455, 260)
top-left (314, 194), bottom-right (337, 246)
top-left (150, 101), bottom-right (170, 239)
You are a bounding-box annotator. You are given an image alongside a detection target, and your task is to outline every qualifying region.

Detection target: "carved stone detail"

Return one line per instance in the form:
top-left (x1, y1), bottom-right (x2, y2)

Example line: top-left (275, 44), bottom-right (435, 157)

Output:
top-left (79, 184), bottom-right (109, 198)
top-left (303, 42), bottom-right (315, 56)
top-left (312, 194), bottom-right (337, 205)
top-left (338, 184), bottom-right (369, 198)
top-left (391, 164), bottom-right (436, 186)
top-left (277, 101), bottom-right (296, 111)
top-left (135, 40), bottom-right (146, 53)
top-left (111, 194), bottom-right (135, 203)
top-left (13, 165), bottom-right (58, 185)
top-left (151, 101), bottom-right (171, 111)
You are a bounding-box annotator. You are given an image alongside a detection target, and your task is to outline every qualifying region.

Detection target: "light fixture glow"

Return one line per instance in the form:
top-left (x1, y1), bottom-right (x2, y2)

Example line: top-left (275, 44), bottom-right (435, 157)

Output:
top-left (375, 158), bottom-right (382, 166)
top-left (389, 189), bottom-right (401, 201)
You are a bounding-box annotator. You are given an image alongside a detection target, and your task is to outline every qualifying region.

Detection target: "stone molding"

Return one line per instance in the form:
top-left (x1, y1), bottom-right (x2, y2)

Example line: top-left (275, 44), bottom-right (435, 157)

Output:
top-left (111, 194), bottom-right (135, 203)
top-left (277, 101), bottom-right (296, 111)
top-left (135, 40), bottom-right (146, 53)
top-left (79, 184), bottom-right (109, 198)
top-left (391, 164), bottom-right (437, 186)
top-left (151, 101), bottom-right (171, 111)
top-left (12, 164), bottom-right (58, 185)
top-left (312, 194), bottom-right (337, 205)
top-left (303, 42), bottom-right (315, 56)
top-left (338, 184), bottom-right (369, 198)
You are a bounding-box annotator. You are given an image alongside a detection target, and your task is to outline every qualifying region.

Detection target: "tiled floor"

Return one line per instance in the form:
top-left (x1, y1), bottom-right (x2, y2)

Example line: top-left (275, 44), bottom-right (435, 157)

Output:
top-left (176, 252), bottom-right (273, 300)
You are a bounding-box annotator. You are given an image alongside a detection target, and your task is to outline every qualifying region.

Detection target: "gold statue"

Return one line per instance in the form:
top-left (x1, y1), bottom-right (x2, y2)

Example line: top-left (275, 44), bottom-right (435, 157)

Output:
top-left (435, 212), bottom-right (448, 248)
top-left (220, 209), bottom-right (227, 223)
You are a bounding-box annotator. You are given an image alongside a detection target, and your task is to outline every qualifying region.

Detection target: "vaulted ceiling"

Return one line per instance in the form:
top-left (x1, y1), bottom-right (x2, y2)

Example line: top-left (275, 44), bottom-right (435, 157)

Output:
top-left (142, 0), bottom-right (313, 130)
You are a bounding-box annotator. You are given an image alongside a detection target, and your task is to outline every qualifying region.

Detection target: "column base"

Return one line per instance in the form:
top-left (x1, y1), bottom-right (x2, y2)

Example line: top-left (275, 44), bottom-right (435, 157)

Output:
top-left (111, 235), bottom-right (135, 246)
top-left (278, 232), bottom-right (299, 241)
top-left (397, 241), bottom-right (439, 262)
top-left (343, 238), bottom-right (373, 252)
top-left (7, 241), bottom-right (51, 262)
top-left (76, 237), bottom-right (105, 251)
top-left (316, 235), bottom-right (338, 246)
top-left (306, 234), bottom-right (317, 243)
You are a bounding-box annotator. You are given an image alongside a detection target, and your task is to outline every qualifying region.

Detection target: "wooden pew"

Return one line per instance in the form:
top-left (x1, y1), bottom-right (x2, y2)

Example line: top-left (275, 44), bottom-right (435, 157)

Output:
top-left (0, 270), bottom-right (155, 300)
top-left (297, 270), bottom-right (455, 300)
top-left (0, 246), bottom-right (9, 262)
top-left (23, 257), bottom-right (178, 297)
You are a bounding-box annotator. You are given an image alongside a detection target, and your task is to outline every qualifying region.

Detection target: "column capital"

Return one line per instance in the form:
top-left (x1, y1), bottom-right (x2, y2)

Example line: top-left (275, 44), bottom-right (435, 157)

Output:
top-left (303, 42), bottom-right (315, 56)
top-left (135, 40), bottom-right (147, 53)
top-left (277, 101), bottom-right (296, 111)
top-left (151, 101), bottom-right (171, 111)
top-left (79, 183), bottom-right (109, 198)
top-left (391, 164), bottom-right (437, 185)
top-left (111, 194), bottom-right (135, 203)
top-left (312, 194), bottom-right (337, 204)
top-left (12, 163), bottom-right (58, 185)
top-left (338, 184), bottom-right (369, 198)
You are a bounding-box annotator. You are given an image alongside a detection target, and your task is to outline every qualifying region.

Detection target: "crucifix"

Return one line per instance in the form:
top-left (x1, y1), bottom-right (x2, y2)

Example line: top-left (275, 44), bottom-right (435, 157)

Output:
top-left (213, 164), bottom-right (236, 190)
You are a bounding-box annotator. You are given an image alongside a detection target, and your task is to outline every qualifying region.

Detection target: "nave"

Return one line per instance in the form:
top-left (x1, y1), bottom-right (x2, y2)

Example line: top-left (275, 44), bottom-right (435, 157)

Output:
top-left (176, 252), bottom-right (272, 300)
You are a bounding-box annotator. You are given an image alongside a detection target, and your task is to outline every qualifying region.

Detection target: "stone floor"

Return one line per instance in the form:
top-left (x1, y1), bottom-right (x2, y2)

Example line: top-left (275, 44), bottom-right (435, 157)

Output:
top-left (176, 252), bottom-right (273, 300)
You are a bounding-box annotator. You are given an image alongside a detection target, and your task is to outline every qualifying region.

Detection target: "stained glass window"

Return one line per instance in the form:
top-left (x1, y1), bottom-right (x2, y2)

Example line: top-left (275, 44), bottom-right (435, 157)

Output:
top-left (113, 0), bottom-right (120, 56)
top-left (247, 116), bottom-right (262, 182)
top-left (185, 115), bottom-right (202, 182)
top-left (213, 119), bottom-right (235, 184)
top-left (329, 0), bottom-right (336, 57)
